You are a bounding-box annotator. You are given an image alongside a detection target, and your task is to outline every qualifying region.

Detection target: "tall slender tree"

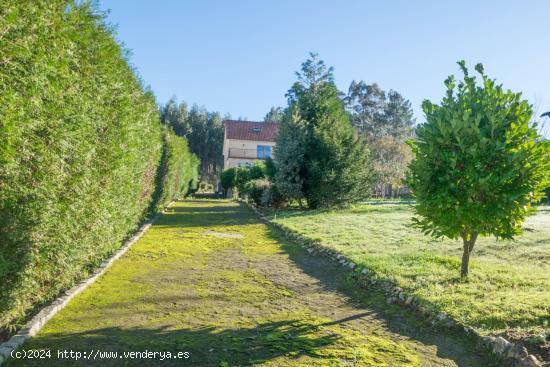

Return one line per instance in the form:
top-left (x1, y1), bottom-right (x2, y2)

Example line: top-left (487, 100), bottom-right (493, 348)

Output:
top-left (344, 81), bottom-right (415, 196)
top-left (345, 81), bottom-right (386, 136)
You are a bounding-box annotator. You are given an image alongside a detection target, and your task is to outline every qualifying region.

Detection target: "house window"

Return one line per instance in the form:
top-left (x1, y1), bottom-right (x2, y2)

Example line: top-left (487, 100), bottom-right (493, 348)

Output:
top-left (257, 145), bottom-right (272, 159)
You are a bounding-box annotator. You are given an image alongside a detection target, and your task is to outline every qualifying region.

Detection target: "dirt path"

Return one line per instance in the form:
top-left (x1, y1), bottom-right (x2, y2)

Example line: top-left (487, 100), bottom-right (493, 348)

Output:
top-left (7, 200), bottom-right (495, 366)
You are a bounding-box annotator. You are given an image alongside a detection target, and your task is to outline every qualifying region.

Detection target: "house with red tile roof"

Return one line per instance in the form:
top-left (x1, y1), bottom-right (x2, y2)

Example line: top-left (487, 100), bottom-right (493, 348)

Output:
top-left (222, 120), bottom-right (279, 170)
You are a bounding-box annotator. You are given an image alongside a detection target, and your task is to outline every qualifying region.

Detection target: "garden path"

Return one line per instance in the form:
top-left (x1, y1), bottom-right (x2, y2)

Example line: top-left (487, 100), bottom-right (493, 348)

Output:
top-left (8, 200), bottom-right (494, 366)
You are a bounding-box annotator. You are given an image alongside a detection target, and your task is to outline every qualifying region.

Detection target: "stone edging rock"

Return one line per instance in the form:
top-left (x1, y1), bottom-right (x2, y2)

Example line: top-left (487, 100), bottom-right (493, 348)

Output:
top-left (0, 204), bottom-right (172, 366)
top-left (244, 202), bottom-right (544, 367)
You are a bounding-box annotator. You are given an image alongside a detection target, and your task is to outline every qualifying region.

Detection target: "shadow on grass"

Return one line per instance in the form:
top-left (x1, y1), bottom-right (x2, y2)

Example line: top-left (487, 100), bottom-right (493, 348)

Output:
top-left (155, 201), bottom-right (498, 367)
top-left (180, 200), bottom-right (496, 366)
top-left (8, 320), bottom-right (340, 367)
top-left (260, 217), bottom-right (496, 367)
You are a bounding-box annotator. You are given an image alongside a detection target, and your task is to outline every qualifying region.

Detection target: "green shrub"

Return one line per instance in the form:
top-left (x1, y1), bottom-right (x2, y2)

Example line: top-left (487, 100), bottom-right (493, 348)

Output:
top-left (221, 162), bottom-right (285, 206)
top-left (248, 161), bottom-right (266, 181)
top-left (260, 184), bottom-right (288, 208)
top-left (234, 161), bottom-right (266, 197)
top-left (407, 61), bottom-right (550, 277)
top-left (0, 1), bottom-right (195, 333)
top-left (234, 166), bottom-right (250, 196)
top-left (244, 179), bottom-right (271, 206)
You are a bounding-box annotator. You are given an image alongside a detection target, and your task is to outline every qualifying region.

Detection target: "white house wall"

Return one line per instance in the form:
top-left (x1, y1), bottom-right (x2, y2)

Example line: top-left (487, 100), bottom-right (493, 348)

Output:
top-left (223, 139), bottom-right (276, 170)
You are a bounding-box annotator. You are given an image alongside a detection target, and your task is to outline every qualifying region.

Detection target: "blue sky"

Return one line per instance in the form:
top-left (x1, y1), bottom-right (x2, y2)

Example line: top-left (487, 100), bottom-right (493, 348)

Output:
top-left (100, 0), bottom-right (550, 125)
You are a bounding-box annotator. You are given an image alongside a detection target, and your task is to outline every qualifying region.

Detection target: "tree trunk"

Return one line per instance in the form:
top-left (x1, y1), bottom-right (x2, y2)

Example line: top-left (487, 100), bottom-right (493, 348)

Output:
top-left (460, 232), bottom-right (478, 277)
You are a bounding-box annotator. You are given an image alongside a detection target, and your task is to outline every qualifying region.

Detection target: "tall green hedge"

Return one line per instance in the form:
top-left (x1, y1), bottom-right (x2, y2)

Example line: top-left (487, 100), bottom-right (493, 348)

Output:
top-left (0, 0), bottom-right (197, 334)
top-left (152, 128), bottom-right (200, 211)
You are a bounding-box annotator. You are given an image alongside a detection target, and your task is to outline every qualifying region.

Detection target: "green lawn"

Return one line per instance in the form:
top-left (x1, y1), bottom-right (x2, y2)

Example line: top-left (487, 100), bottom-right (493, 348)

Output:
top-left (261, 203), bottom-right (550, 341)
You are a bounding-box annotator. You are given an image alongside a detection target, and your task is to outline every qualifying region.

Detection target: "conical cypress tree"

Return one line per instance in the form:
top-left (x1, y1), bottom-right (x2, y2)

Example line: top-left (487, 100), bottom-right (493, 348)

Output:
top-left (275, 53), bottom-right (374, 208)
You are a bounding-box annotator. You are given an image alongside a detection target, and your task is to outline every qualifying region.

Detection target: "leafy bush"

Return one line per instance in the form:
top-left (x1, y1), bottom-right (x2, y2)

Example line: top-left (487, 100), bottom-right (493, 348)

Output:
top-left (234, 161), bottom-right (266, 197)
top-left (248, 162), bottom-right (266, 181)
top-left (244, 179), bottom-right (271, 206)
top-left (233, 166), bottom-right (250, 196)
top-left (0, 1), bottom-right (197, 334)
top-left (221, 161), bottom-right (285, 206)
top-left (260, 184), bottom-right (288, 208)
top-left (407, 61), bottom-right (550, 277)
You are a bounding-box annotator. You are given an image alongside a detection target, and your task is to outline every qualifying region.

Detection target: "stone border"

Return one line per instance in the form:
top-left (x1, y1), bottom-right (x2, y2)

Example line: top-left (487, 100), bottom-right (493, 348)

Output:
top-left (0, 204), bottom-right (172, 365)
top-left (244, 202), bottom-right (544, 367)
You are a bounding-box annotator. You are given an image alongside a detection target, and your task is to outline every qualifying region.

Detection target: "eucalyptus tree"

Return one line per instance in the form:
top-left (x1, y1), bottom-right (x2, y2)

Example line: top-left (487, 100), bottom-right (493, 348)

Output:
top-left (160, 100), bottom-right (224, 181)
top-left (345, 82), bottom-right (415, 140)
top-left (344, 82), bottom-right (415, 196)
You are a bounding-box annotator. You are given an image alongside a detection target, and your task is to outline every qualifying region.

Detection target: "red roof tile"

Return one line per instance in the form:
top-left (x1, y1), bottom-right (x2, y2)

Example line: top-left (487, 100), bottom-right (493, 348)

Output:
top-left (224, 120), bottom-right (279, 142)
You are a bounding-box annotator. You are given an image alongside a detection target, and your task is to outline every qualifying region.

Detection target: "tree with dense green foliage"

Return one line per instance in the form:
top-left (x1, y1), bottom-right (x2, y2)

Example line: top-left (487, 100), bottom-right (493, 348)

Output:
top-left (0, 0), bottom-right (198, 334)
top-left (160, 100), bottom-right (224, 181)
top-left (274, 53), bottom-right (373, 208)
top-left (264, 106), bottom-right (284, 122)
top-left (345, 81), bottom-right (415, 140)
top-left (344, 81), bottom-right (415, 196)
top-left (272, 111), bottom-right (307, 205)
top-left (160, 98), bottom-right (192, 137)
top-left (407, 61), bottom-right (550, 277)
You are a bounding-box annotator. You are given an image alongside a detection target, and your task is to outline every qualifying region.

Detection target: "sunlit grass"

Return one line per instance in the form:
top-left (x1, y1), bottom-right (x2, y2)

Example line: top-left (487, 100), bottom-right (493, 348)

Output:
top-left (263, 203), bottom-right (550, 337)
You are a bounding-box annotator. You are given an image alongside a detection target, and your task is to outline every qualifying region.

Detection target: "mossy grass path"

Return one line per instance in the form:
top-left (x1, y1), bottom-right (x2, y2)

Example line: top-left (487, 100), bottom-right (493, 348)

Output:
top-left (8, 200), bottom-right (493, 366)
